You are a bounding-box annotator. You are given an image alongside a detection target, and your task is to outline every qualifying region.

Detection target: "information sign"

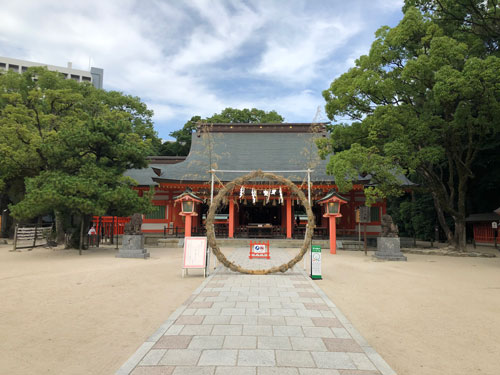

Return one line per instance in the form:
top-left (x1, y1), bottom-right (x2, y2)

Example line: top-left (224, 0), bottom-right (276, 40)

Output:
top-left (492, 221), bottom-right (498, 229)
top-left (253, 244), bottom-right (266, 253)
top-left (249, 240), bottom-right (270, 259)
top-left (311, 245), bottom-right (322, 280)
top-left (359, 206), bottom-right (371, 223)
top-left (183, 237), bottom-right (207, 277)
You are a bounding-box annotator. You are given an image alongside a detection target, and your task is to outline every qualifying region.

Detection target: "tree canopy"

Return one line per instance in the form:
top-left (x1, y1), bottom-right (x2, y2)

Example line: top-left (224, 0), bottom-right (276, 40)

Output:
top-left (320, 5), bottom-right (500, 250)
top-left (405, 0), bottom-right (500, 55)
top-left (0, 68), bottom-right (158, 241)
top-left (159, 107), bottom-right (284, 156)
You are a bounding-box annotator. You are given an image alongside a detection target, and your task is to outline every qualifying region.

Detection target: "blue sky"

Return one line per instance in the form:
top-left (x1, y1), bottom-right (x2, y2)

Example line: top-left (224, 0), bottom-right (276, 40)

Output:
top-left (0, 0), bottom-right (404, 139)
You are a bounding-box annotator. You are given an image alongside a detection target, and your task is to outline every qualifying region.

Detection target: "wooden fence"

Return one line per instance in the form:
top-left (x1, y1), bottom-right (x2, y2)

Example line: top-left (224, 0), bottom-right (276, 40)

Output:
top-left (12, 224), bottom-right (53, 251)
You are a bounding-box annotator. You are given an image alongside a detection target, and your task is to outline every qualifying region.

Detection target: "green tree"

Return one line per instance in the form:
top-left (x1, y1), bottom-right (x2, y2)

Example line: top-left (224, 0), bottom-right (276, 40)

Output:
top-left (405, 0), bottom-right (500, 56)
top-left (0, 68), bottom-right (157, 246)
top-left (206, 107), bottom-right (284, 124)
top-left (405, 1), bottom-right (500, 215)
top-left (159, 116), bottom-right (201, 156)
top-left (321, 7), bottom-right (500, 250)
top-left (159, 108), bottom-right (284, 156)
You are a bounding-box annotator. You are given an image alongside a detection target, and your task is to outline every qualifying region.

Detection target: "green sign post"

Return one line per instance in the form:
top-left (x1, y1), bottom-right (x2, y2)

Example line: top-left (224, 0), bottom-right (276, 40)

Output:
top-left (310, 245), bottom-right (322, 280)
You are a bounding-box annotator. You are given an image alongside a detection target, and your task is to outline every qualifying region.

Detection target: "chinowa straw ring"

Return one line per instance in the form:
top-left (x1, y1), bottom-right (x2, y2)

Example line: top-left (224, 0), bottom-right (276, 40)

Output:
top-left (206, 170), bottom-right (315, 275)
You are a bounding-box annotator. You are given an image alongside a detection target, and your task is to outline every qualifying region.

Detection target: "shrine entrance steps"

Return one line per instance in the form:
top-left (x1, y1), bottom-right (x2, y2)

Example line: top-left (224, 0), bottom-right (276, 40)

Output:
top-left (156, 238), bottom-right (363, 250)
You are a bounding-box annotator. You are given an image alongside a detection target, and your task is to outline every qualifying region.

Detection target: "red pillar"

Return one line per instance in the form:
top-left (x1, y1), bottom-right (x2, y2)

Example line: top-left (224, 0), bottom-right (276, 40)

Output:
top-left (286, 197), bottom-right (292, 239)
top-left (185, 215), bottom-right (192, 237)
top-left (329, 216), bottom-right (336, 254)
top-left (229, 198), bottom-right (234, 238)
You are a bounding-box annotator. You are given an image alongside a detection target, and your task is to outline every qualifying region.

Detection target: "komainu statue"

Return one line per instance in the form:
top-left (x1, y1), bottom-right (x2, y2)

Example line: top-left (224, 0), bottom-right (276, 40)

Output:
top-left (124, 213), bottom-right (143, 234)
top-left (380, 214), bottom-right (399, 237)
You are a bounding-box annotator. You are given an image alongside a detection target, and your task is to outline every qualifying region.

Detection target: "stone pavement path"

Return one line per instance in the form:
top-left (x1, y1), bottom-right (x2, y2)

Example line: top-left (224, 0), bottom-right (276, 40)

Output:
top-left (116, 247), bottom-right (396, 375)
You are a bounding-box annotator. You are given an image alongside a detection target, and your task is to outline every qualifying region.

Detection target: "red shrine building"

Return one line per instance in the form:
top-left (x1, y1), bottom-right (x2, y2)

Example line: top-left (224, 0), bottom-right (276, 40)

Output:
top-left (125, 123), bottom-right (410, 240)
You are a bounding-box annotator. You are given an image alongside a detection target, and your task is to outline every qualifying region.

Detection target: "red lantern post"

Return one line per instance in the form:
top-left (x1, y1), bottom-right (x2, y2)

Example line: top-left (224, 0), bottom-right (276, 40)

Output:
top-left (174, 188), bottom-right (203, 237)
top-left (317, 191), bottom-right (348, 254)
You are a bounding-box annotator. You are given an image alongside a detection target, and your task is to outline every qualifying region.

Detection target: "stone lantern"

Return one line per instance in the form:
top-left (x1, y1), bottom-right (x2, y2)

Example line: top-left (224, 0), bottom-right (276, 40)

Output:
top-left (317, 190), bottom-right (348, 254)
top-left (174, 188), bottom-right (203, 237)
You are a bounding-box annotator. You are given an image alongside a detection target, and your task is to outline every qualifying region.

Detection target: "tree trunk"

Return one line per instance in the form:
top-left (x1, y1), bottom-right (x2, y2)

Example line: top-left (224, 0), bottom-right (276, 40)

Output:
top-left (79, 214), bottom-right (84, 255)
top-left (431, 192), bottom-right (453, 244)
top-left (54, 210), bottom-right (65, 244)
top-left (453, 218), bottom-right (467, 251)
top-left (0, 194), bottom-right (4, 238)
top-left (453, 168), bottom-right (469, 252)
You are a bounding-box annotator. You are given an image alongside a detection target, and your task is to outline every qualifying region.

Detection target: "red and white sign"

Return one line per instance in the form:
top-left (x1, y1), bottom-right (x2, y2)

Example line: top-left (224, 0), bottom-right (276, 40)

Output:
top-left (253, 244), bottom-right (266, 253)
top-left (183, 237), bottom-right (207, 269)
top-left (249, 240), bottom-right (270, 259)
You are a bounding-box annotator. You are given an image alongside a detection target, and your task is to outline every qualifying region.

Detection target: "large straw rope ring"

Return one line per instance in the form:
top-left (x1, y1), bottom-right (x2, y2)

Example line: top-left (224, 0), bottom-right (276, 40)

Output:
top-left (206, 170), bottom-right (315, 275)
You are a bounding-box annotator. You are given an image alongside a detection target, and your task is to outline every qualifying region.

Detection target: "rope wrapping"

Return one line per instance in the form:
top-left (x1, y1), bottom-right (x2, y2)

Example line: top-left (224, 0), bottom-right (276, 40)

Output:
top-left (206, 170), bottom-right (316, 275)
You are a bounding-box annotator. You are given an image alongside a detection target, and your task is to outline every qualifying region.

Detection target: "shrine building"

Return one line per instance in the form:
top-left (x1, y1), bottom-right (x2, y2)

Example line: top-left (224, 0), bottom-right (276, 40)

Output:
top-left (125, 123), bottom-right (402, 240)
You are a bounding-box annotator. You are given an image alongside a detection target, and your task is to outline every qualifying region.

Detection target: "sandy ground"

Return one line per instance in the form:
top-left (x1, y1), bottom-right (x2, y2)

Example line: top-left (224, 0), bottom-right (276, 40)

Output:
top-left (0, 243), bottom-right (205, 375)
top-left (1, 242), bottom-right (499, 375)
top-left (317, 248), bottom-right (500, 375)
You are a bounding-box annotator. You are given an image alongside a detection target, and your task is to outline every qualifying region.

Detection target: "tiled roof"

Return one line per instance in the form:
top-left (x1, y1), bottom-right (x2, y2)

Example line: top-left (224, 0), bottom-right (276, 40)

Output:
top-left (153, 130), bottom-right (338, 183)
top-left (465, 212), bottom-right (500, 222)
top-left (126, 123), bottom-right (414, 187)
top-left (124, 163), bottom-right (164, 186)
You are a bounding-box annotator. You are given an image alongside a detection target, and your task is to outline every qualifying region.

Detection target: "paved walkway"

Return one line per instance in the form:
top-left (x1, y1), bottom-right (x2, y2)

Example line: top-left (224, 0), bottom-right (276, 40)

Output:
top-left (116, 248), bottom-right (396, 375)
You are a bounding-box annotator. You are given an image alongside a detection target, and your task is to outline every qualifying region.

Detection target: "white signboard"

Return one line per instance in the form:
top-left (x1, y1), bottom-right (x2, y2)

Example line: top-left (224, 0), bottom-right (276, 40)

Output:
top-left (252, 244), bottom-right (267, 253)
top-left (493, 222), bottom-right (498, 229)
top-left (311, 245), bottom-right (322, 280)
top-left (183, 237), bottom-right (207, 277)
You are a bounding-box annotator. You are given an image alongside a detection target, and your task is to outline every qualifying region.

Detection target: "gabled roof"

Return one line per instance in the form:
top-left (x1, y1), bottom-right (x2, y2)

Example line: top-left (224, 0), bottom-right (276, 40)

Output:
top-left (153, 123), bottom-right (359, 184)
top-left (127, 123), bottom-right (415, 187)
top-left (316, 190), bottom-right (349, 204)
top-left (173, 188), bottom-right (203, 202)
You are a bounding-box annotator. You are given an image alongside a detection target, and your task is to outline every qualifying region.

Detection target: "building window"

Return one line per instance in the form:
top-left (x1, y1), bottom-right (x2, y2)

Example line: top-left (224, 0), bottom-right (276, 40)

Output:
top-left (1, 62), bottom-right (7, 70)
top-left (9, 64), bottom-right (19, 72)
top-left (145, 205), bottom-right (165, 220)
top-left (70, 74), bottom-right (80, 81)
top-left (82, 76), bottom-right (91, 82)
top-left (21, 66), bottom-right (28, 73)
top-left (370, 206), bottom-right (380, 222)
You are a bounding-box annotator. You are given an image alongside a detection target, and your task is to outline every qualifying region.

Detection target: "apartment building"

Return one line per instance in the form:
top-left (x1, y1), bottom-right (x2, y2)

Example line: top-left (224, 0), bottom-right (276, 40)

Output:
top-left (0, 56), bottom-right (103, 89)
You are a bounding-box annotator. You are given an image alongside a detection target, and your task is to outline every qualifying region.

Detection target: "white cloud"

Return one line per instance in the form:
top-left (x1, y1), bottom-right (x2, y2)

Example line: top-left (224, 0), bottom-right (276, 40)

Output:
top-left (0, 0), bottom-right (404, 138)
top-left (169, 1), bottom-right (264, 69)
top-left (375, 0), bottom-right (404, 12)
top-left (255, 19), bottom-right (361, 84)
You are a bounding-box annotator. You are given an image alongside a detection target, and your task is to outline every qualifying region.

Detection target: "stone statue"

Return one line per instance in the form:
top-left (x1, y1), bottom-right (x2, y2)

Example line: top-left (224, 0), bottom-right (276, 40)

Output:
top-left (380, 214), bottom-right (399, 238)
top-left (375, 214), bottom-right (406, 261)
top-left (118, 213), bottom-right (149, 259)
top-left (124, 213), bottom-right (143, 234)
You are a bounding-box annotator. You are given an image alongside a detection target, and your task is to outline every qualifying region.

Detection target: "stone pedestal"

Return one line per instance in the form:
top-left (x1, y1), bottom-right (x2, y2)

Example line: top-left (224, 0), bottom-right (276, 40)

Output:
top-left (116, 234), bottom-right (150, 259)
top-left (374, 237), bottom-right (407, 261)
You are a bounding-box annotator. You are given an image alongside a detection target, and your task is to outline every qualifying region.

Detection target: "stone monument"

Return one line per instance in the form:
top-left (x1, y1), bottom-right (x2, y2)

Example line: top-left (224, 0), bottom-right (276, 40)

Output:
top-left (116, 213), bottom-right (150, 259)
top-left (374, 214), bottom-right (407, 261)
